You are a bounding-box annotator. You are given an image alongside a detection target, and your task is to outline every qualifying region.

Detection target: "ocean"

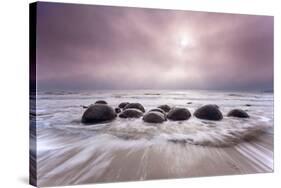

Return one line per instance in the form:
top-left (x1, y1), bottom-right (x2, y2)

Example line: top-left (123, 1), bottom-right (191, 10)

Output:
top-left (32, 90), bottom-right (273, 186)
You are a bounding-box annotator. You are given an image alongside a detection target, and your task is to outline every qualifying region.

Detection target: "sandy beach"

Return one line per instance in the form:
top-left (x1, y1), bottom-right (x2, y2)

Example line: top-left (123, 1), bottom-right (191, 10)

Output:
top-left (32, 90), bottom-right (273, 187)
top-left (36, 128), bottom-right (273, 187)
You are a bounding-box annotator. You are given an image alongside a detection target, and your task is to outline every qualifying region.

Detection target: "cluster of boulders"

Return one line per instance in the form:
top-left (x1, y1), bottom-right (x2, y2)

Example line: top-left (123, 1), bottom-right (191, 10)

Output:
top-left (81, 101), bottom-right (250, 124)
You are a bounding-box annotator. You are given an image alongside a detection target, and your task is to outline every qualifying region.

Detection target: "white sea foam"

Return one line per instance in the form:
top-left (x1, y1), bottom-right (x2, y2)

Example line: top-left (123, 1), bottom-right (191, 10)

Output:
top-left (34, 90), bottom-right (273, 186)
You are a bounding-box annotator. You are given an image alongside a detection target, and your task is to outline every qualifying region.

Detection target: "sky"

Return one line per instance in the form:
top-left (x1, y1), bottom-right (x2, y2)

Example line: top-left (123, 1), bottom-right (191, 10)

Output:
top-left (36, 2), bottom-right (274, 91)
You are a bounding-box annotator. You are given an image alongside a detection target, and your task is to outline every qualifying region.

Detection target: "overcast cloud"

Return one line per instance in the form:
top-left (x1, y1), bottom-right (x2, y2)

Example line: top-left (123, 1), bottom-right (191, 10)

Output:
top-left (36, 2), bottom-right (273, 91)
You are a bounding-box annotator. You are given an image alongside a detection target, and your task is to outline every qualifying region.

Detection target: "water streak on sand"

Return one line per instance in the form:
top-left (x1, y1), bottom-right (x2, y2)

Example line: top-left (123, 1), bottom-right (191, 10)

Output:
top-left (33, 90), bottom-right (273, 186)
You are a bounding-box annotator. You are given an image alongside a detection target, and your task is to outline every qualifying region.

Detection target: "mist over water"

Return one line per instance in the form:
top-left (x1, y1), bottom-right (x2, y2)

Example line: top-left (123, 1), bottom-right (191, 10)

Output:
top-left (34, 90), bottom-right (273, 186)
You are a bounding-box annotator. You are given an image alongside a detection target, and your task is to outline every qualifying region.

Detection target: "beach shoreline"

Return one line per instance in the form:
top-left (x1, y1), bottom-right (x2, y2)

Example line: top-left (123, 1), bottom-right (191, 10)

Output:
top-left (36, 129), bottom-right (273, 187)
top-left (34, 90), bottom-right (273, 187)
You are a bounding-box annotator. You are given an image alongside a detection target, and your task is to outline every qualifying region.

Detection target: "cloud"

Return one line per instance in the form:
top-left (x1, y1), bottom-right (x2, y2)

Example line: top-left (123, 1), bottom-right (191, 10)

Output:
top-left (36, 2), bottom-right (273, 91)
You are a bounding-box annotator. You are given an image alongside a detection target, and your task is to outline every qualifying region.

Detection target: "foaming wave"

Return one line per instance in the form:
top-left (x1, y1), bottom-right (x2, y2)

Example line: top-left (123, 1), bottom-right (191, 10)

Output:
top-left (34, 90), bottom-right (273, 186)
top-left (36, 127), bottom-right (273, 186)
top-left (53, 114), bottom-right (272, 147)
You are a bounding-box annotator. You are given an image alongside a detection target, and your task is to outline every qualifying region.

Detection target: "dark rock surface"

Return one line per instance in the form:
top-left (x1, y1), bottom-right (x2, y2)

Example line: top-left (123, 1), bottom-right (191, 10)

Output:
top-left (115, 107), bottom-right (121, 114)
top-left (149, 108), bottom-right (166, 115)
top-left (143, 111), bottom-right (166, 123)
top-left (227, 109), bottom-right (250, 118)
top-left (167, 107), bottom-right (191, 121)
top-left (157, 104), bottom-right (171, 112)
top-left (82, 104), bottom-right (116, 124)
top-left (119, 109), bottom-right (143, 118)
top-left (124, 103), bottom-right (145, 112)
top-left (194, 104), bottom-right (223, 121)
top-left (95, 100), bottom-right (107, 104)
top-left (119, 102), bottom-right (130, 109)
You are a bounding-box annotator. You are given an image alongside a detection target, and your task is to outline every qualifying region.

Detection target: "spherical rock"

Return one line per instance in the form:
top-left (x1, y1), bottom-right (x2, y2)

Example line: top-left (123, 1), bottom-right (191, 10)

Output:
top-left (194, 104), bottom-right (223, 121)
top-left (124, 103), bottom-right (145, 112)
top-left (149, 108), bottom-right (166, 115)
top-left (82, 104), bottom-right (116, 124)
top-left (227, 109), bottom-right (249, 118)
top-left (119, 102), bottom-right (130, 109)
top-left (115, 107), bottom-right (121, 114)
top-left (157, 104), bottom-right (171, 112)
top-left (119, 109), bottom-right (143, 118)
top-left (167, 107), bottom-right (191, 121)
top-left (143, 111), bottom-right (166, 123)
top-left (95, 100), bottom-right (107, 104)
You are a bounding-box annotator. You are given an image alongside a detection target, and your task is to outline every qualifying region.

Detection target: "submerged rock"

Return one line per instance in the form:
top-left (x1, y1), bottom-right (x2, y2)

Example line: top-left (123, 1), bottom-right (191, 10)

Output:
top-left (157, 104), bottom-right (171, 112)
top-left (227, 109), bottom-right (249, 118)
top-left (167, 107), bottom-right (191, 121)
top-left (194, 104), bottom-right (223, 121)
top-left (143, 111), bottom-right (166, 123)
top-left (95, 100), bottom-right (107, 104)
top-left (119, 102), bottom-right (129, 109)
top-left (245, 104), bottom-right (252, 107)
top-left (82, 104), bottom-right (116, 124)
top-left (119, 109), bottom-right (143, 118)
top-left (115, 107), bottom-right (121, 114)
top-left (149, 108), bottom-right (166, 115)
top-left (124, 103), bottom-right (145, 112)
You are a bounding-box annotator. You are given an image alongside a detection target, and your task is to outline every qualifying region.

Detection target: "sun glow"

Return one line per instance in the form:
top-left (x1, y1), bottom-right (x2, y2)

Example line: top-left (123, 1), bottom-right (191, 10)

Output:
top-left (175, 33), bottom-right (194, 56)
top-left (180, 36), bottom-right (189, 48)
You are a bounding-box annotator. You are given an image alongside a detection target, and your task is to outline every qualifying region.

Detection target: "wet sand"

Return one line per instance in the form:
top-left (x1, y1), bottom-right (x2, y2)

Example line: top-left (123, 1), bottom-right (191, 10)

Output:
top-left (36, 128), bottom-right (273, 187)
top-left (33, 90), bottom-right (273, 187)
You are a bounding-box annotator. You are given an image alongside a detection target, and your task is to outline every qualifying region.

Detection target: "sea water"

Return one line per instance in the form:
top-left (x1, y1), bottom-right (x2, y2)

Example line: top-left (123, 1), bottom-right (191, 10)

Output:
top-left (33, 90), bottom-right (273, 186)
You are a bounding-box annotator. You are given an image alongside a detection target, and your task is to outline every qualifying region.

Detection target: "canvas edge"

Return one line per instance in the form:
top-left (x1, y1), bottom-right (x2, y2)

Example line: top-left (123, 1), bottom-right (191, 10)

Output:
top-left (27, 1), bottom-right (274, 187)
top-left (29, 2), bottom-right (38, 187)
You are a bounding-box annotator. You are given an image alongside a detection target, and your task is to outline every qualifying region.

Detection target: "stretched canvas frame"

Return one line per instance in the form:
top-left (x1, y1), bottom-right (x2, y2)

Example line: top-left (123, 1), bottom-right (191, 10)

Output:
top-left (29, 1), bottom-right (274, 187)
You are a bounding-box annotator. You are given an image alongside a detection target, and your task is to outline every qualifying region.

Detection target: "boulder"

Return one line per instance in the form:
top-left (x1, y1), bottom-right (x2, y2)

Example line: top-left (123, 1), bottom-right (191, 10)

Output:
top-left (95, 100), bottom-right (107, 104)
top-left (167, 107), bottom-right (191, 121)
top-left (119, 109), bottom-right (143, 118)
top-left (124, 103), bottom-right (145, 112)
top-left (115, 107), bottom-right (121, 114)
top-left (81, 105), bottom-right (89, 109)
top-left (119, 102), bottom-right (129, 109)
top-left (143, 111), bottom-right (166, 123)
top-left (82, 104), bottom-right (116, 124)
top-left (194, 104), bottom-right (223, 121)
top-left (157, 104), bottom-right (171, 112)
top-left (149, 108), bottom-right (166, 115)
top-left (227, 109), bottom-right (249, 118)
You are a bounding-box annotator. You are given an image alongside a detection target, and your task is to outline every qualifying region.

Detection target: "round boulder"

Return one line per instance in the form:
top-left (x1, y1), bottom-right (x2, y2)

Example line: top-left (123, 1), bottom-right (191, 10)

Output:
top-left (157, 104), bottom-right (171, 112)
top-left (119, 109), bottom-right (143, 118)
top-left (194, 104), bottom-right (223, 121)
top-left (82, 104), bottom-right (116, 124)
top-left (124, 103), bottom-right (145, 112)
top-left (227, 109), bottom-right (249, 118)
top-left (167, 107), bottom-right (191, 121)
top-left (149, 108), bottom-right (166, 115)
top-left (143, 111), bottom-right (166, 123)
top-left (95, 100), bottom-right (107, 104)
top-left (115, 107), bottom-right (121, 114)
top-left (119, 102), bottom-right (129, 109)
top-left (81, 105), bottom-right (89, 109)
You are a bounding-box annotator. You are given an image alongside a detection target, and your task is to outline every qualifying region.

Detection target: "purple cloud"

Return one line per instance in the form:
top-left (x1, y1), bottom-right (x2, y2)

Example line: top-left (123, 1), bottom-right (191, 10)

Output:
top-left (36, 2), bottom-right (273, 91)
